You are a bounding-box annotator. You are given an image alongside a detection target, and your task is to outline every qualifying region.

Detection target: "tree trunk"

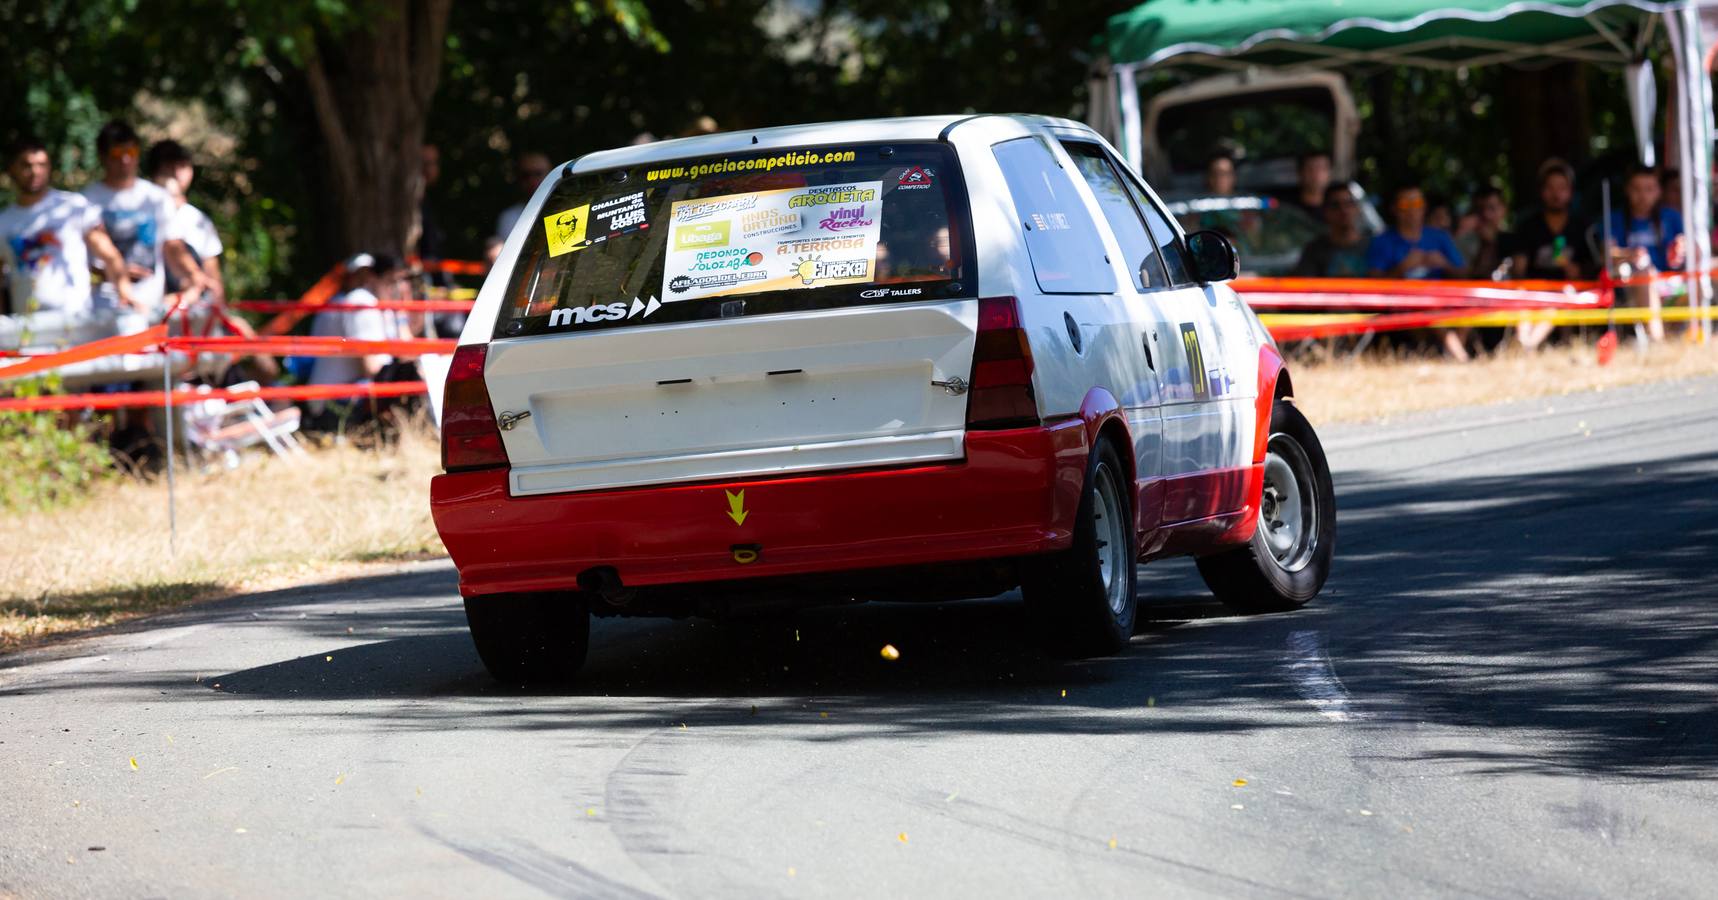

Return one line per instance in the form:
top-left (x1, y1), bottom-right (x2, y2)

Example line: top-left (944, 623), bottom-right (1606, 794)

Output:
top-left (1501, 63), bottom-right (1591, 202)
top-left (301, 0), bottom-right (452, 259)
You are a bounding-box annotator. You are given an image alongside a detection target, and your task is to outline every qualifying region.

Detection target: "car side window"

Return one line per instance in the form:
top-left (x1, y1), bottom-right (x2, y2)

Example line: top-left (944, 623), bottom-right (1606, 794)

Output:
top-left (1060, 140), bottom-right (1170, 291)
top-left (1120, 169), bottom-right (1197, 285)
top-left (991, 137), bottom-right (1117, 295)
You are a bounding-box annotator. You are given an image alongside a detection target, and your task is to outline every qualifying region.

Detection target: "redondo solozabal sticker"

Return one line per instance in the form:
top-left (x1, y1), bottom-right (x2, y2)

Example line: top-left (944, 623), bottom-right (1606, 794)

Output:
top-left (662, 181), bottom-right (883, 302)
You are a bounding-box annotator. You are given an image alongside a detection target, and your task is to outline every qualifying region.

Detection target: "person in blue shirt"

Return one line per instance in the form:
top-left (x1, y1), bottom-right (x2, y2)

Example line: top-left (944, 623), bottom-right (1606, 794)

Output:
top-left (1365, 184), bottom-right (1470, 358)
top-left (1367, 184), bottom-right (1464, 280)
top-left (1606, 166), bottom-right (1685, 342)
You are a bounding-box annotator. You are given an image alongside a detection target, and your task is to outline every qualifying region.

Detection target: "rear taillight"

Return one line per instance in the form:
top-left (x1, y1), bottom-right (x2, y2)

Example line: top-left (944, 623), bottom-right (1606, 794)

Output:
top-left (965, 296), bottom-right (1038, 430)
top-left (442, 344), bottom-right (509, 471)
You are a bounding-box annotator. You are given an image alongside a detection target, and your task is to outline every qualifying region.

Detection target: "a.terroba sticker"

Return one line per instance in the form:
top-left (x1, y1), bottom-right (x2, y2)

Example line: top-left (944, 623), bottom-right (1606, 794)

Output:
top-left (543, 204), bottom-right (591, 257)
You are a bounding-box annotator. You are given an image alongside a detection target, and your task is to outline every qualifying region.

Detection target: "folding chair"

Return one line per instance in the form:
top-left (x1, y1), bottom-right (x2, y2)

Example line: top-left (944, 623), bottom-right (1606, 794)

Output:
top-left (182, 381), bottom-right (307, 469)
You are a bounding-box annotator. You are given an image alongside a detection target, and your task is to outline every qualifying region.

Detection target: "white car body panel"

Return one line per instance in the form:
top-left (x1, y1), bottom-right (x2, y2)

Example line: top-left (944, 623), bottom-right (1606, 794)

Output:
top-left (463, 114), bottom-right (1272, 511)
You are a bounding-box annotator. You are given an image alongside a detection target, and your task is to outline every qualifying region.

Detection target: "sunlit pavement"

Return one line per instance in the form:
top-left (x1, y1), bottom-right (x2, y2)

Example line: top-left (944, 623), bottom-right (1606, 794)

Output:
top-left (4, 375), bottom-right (1717, 898)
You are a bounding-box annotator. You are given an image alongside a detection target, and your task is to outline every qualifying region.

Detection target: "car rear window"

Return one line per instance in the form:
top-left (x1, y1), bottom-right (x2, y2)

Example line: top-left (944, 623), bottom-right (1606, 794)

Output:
top-left (494, 142), bottom-right (974, 338)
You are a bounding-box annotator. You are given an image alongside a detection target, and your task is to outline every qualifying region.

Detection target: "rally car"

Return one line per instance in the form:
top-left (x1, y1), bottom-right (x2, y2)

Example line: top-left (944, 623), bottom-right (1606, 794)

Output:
top-left (431, 115), bottom-right (1336, 683)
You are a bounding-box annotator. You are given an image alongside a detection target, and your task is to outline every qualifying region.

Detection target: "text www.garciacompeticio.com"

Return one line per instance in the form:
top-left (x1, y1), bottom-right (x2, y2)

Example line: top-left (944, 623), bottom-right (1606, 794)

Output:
top-left (646, 150), bottom-right (858, 182)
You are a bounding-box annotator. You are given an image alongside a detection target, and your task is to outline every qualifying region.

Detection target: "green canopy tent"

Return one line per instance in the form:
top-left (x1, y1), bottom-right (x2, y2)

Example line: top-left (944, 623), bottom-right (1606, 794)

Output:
top-left (1098, 0), bottom-right (1714, 338)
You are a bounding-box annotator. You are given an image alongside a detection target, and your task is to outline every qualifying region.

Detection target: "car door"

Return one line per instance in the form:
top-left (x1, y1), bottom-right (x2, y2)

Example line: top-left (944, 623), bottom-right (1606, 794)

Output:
top-left (988, 134), bottom-right (1163, 531)
top-left (1054, 137), bottom-right (1176, 529)
top-left (1114, 154), bottom-right (1252, 523)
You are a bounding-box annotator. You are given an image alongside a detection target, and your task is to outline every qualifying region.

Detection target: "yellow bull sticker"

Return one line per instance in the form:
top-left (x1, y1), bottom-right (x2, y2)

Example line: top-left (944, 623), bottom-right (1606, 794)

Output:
top-left (543, 204), bottom-right (591, 257)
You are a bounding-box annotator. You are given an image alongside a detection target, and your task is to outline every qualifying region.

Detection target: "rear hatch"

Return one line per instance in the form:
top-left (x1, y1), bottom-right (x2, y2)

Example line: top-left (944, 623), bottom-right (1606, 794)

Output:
top-left (485, 142), bottom-right (980, 496)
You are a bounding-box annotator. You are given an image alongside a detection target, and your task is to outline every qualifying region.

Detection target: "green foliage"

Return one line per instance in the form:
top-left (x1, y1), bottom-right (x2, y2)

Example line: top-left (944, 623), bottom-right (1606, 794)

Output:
top-left (0, 379), bottom-right (115, 512)
top-left (0, 0), bottom-right (1671, 291)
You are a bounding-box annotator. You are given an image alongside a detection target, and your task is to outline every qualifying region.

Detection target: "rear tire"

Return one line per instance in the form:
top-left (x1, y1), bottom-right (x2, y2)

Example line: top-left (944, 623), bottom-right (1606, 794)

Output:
top-left (1197, 400), bottom-right (1336, 612)
top-left (1023, 440), bottom-right (1137, 657)
top-left (463, 592), bottom-right (591, 684)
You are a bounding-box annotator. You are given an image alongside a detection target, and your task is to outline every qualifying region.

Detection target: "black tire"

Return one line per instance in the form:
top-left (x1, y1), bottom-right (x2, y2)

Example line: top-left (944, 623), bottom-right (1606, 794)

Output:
top-left (463, 592), bottom-right (591, 684)
top-left (1023, 439), bottom-right (1137, 657)
top-left (1197, 400), bottom-right (1336, 612)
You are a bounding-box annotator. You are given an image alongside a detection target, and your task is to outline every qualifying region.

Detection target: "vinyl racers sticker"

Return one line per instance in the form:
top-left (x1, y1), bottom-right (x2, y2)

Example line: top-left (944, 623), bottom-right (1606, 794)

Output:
top-left (661, 181), bottom-right (883, 302)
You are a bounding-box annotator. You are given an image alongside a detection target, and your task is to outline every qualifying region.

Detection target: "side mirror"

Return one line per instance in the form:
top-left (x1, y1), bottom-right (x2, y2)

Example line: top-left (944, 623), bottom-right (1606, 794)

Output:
top-left (1186, 230), bottom-right (1240, 283)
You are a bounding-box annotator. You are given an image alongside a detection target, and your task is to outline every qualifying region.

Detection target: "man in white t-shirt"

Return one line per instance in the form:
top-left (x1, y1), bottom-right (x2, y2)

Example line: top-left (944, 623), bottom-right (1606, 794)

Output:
top-left (493, 151), bottom-right (551, 242)
top-left (307, 253), bottom-right (400, 414)
top-left (0, 136), bottom-right (136, 316)
top-left (81, 120), bottom-right (202, 313)
top-left (145, 140), bottom-right (223, 301)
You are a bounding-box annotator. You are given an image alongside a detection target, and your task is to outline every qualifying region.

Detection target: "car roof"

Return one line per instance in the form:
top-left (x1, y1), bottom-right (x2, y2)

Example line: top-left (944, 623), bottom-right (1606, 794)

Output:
top-left (567, 114), bottom-right (1095, 176)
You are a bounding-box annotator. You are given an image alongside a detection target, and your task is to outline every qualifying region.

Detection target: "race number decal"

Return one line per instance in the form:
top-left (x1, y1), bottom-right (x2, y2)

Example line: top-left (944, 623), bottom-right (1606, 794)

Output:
top-left (1179, 322), bottom-right (1211, 400)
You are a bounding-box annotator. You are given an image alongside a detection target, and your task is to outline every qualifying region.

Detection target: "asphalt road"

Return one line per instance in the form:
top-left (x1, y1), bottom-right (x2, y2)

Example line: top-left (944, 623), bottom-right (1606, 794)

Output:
top-left (4, 375), bottom-right (1718, 899)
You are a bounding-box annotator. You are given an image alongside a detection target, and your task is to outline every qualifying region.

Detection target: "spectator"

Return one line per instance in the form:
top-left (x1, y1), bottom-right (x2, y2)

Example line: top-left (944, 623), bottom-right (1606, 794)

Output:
top-left (679, 116), bottom-right (720, 138)
top-left (1461, 186), bottom-right (1513, 280)
top-left (1291, 182), bottom-right (1369, 278)
top-left (306, 253), bottom-right (395, 418)
top-left (1606, 165), bottom-right (1685, 342)
top-left (144, 140), bottom-right (221, 302)
top-left (494, 151), bottom-right (551, 242)
top-left (1367, 184), bottom-right (1464, 279)
top-left (1510, 157), bottom-right (1593, 349)
top-left (1204, 151), bottom-right (1237, 196)
top-left (1426, 194), bottom-right (1456, 233)
top-left (82, 120), bottom-right (199, 314)
top-left (1291, 151), bottom-right (1332, 216)
top-left (0, 135), bottom-right (136, 316)
top-left (1660, 169), bottom-right (1682, 211)
top-left (1368, 184), bottom-right (1470, 358)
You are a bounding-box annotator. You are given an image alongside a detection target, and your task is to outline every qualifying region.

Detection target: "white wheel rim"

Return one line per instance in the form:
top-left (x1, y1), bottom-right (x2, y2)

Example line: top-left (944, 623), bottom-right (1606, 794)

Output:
top-left (1091, 464), bottom-right (1131, 617)
top-left (1260, 435), bottom-right (1319, 573)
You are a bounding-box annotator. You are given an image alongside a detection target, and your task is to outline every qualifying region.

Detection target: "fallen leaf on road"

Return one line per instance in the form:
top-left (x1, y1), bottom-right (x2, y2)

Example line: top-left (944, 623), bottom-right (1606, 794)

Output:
top-left (1060, 690), bottom-right (1067, 698)
top-left (897, 832), bottom-right (908, 844)
top-left (880, 644), bottom-right (900, 661)
top-left (334, 773), bottom-right (345, 786)
top-left (128, 758), bottom-right (137, 771)
top-left (325, 656), bottom-right (332, 663)
top-left (1108, 837), bottom-right (1118, 850)
top-left (819, 712), bottom-right (828, 719)
top-left (1233, 778), bottom-right (1247, 787)
top-left (586, 808), bottom-right (597, 817)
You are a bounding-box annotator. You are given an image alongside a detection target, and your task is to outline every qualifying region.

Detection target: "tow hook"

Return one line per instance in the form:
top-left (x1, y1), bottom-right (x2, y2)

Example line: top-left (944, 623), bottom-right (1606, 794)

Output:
top-left (497, 409), bottom-right (531, 431)
top-left (932, 376), bottom-right (968, 396)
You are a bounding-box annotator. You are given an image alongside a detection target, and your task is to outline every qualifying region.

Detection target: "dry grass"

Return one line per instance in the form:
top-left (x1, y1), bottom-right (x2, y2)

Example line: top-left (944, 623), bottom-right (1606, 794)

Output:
top-left (0, 428), bottom-right (444, 652)
top-left (4, 335), bottom-right (1714, 652)
top-left (1291, 335), bottom-right (1718, 424)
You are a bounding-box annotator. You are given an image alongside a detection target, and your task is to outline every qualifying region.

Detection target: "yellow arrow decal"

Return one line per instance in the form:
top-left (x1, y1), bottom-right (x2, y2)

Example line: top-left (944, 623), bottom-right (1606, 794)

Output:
top-left (725, 489), bottom-right (749, 525)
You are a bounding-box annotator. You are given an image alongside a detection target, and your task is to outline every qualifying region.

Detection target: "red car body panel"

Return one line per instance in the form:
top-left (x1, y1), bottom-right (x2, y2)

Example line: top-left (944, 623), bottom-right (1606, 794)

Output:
top-left (431, 350), bottom-right (1288, 600)
top-left (432, 420), bottom-right (1091, 598)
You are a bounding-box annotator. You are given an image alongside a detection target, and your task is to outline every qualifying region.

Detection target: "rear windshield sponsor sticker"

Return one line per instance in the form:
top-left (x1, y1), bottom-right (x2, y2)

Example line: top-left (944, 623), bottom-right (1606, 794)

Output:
top-left (543, 204), bottom-right (591, 257)
top-left (543, 191), bottom-right (650, 257)
top-left (896, 166), bottom-right (935, 190)
top-left (662, 181), bottom-right (882, 302)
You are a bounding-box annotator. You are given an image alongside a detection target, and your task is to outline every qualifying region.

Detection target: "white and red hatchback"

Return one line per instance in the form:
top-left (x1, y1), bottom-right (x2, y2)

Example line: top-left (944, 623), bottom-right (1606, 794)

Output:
top-left (432, 115), bottom-right (1336, 682)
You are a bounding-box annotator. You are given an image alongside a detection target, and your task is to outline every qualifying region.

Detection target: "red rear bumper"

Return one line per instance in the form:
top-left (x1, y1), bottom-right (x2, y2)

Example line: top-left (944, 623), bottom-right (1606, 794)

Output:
top-left (431, 421), bottom-right (1088, 598)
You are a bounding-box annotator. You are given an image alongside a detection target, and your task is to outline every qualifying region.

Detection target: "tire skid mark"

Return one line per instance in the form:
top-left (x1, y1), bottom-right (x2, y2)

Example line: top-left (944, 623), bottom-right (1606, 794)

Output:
top-left (1285, 630), bottom-right (1363, 722)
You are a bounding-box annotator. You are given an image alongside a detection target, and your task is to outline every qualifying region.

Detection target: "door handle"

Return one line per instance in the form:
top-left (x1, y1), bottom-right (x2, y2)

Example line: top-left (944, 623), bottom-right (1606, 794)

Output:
top-left (1142, 332), bottom-right (1155, 370)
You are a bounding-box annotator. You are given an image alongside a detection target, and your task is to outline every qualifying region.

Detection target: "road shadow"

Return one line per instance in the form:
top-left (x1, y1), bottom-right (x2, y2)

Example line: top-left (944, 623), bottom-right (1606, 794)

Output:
top-left (6, 447), bottom-right (1716, 781)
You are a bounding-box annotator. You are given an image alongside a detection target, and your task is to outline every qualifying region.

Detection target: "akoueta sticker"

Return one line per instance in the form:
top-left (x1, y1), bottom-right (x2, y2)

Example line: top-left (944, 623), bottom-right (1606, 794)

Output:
top-left (544, 204), bottom-right (592, 257)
